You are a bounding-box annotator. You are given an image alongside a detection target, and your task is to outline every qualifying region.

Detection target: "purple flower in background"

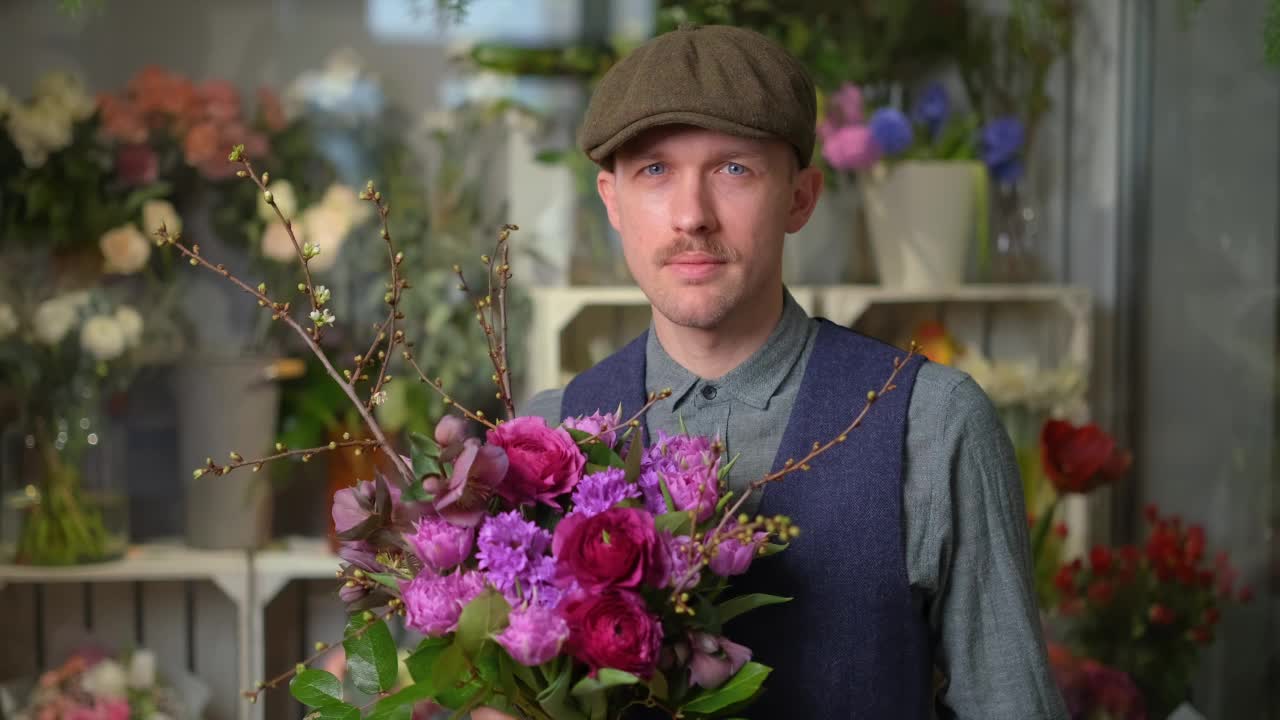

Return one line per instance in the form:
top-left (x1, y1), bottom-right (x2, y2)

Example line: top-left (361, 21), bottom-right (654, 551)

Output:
top-left (570, 467), bottom-right (641, 518)
top-left (821, 125), bottom-right (882, 171)
top-left (868, 108), bottom-right (913, 156)
top-left (563, 408), bottom-right (623, 448)
top-left (912, 82), bottom-right (950, 137)
top-left (495, 605), bottom-right (570, 666)
top-left (400, 569), bottom-right (486, 636)
top-left (639, 431), bottom-right (721, 522)
top-left (980, 116), bottom-right (1026, 184)
top-left (477, 510), bottom-right (559, 607)
top-left (829, 83), bottom-right (865, 126)
top-left (405, 515), bottom-right (475, 571)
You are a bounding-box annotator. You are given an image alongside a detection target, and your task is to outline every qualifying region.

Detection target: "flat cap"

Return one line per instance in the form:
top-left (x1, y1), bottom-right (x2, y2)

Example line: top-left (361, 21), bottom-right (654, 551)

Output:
top-left (578, 24), bottom-right (817, 167)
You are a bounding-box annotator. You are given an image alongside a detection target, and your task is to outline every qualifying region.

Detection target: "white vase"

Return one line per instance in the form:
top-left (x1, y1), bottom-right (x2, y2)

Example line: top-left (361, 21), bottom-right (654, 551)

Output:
top-left (783, 182), bottom-right (860, 285)
top-left (860, 160), bottom-right (981, 289)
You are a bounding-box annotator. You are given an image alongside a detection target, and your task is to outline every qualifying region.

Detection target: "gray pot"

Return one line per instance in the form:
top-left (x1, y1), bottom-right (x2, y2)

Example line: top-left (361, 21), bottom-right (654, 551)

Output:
top-left (172, 356), bottom-right (281, 550)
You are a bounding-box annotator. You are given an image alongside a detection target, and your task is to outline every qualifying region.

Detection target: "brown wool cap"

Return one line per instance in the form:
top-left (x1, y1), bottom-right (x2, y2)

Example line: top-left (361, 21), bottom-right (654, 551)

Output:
top-left (578, 24), bottom-right (817, 167)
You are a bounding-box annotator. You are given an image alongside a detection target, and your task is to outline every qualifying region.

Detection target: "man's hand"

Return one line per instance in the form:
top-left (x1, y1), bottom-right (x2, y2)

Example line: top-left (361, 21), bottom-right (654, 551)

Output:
top-left (470, 709), bottom-right (519, 720)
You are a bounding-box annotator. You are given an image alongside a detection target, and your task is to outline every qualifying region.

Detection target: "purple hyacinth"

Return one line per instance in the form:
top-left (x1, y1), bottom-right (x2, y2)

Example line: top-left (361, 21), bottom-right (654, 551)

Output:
top-left (912, 82), bottom-right (950, 138)
top-left (570, 467), bottom-right (641, 518)
top-left (476, 510), bottom-right (564, 608)
top-left (868, 108), bottom-right (913, 156)
top-left (980, 116), bottom-right (1026, 184)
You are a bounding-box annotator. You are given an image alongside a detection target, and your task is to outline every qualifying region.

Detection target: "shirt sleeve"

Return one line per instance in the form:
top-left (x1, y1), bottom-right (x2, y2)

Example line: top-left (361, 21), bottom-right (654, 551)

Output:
top-left (522, 387), bottom-right (564, 426)
top-left (915, 372), bottom-right (1069, 720)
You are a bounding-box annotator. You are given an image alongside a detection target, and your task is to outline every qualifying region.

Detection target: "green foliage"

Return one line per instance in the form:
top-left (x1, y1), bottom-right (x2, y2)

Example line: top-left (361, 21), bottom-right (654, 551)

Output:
top-left (288, 669), bottom-right (344, 707)
top-left (342, 615), bottom-right (399, 695)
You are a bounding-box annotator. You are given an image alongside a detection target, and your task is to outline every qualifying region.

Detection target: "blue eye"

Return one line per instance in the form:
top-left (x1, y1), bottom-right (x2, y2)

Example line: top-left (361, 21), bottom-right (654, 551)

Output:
top-left (644, 163), bottom-right (665, 176)
top-left (723, 162), bottom-right (746, 176)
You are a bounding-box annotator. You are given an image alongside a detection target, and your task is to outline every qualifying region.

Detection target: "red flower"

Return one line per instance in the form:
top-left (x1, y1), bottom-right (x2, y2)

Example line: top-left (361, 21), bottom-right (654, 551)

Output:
top-left (1202, 607), bottom-right (1220, 625)
top-left (1089, 545), bottom-right (1113, 575)
top-left (553, 507), bottom-right (668, 591)
top-left (1239, 586), bottom-right (1255, 603)
top-left (563, 588), bottom-right (663, 678)
top-left (1188, 627), bottom-right (1213, 645)
top-left (1148, 604), bottom-right (1176, 625)
top-left (1040, 420), bottom-right (1131, 494)
top-left (1087, 580), bottom-right (1114, 607)
top-left (486, 416), bottom-right (585, 506)
top-left (115, 143), bottom-right (158, 186)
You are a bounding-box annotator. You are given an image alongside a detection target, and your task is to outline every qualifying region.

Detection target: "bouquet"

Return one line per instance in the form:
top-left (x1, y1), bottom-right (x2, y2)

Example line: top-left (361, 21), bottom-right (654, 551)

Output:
top-left (1050, 505), bottom-right (1254, 718)
top-left (6, 648), bottom-right (195, 720)
top-left (153, 144), bottom-right (912, 718)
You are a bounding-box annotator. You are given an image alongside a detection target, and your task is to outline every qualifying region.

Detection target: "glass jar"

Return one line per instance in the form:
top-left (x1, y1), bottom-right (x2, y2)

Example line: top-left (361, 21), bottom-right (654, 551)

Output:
top-left (0, 396), bottom-right (129, 565)
top-left (988, 181), bottom-right (1044, 283)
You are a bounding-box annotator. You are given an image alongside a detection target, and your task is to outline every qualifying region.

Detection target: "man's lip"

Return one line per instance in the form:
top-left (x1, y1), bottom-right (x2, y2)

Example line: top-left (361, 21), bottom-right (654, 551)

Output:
top-left (665, 252), bottom-right (725, 265)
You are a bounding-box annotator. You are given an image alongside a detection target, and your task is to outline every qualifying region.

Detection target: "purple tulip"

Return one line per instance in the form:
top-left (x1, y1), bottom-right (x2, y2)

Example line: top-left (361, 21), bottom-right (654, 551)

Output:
top-left (687, 632), bottom-right (752, 689)
top-left (709, 525), bottom-right (767, 577)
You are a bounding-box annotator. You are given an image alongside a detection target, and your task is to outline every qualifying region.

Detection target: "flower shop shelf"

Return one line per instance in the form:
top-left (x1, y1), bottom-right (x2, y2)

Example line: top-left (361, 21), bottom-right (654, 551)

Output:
top-left (523, 283), bottom-right (1093, 397)
top-left (0, 540), bottom-right (343, 720)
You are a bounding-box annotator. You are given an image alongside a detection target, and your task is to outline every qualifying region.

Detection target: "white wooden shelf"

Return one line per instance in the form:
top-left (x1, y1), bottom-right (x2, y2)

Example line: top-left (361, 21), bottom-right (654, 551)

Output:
top-left (0, 539), bottom-right (342, 720)
top-left (524, 282), bottom-right (1092, 396)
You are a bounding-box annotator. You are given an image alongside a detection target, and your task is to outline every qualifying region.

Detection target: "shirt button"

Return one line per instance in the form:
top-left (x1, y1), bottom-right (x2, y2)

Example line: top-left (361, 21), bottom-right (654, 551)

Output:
top-left (701, 385), bottom-right (718, 400)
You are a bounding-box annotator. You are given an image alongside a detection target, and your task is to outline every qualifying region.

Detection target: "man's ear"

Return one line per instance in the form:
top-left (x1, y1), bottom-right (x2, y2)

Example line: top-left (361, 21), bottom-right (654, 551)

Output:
top-left (597, 168), bottom-right (622, 233)
top-left (784, 165), bottom-right (824, 234)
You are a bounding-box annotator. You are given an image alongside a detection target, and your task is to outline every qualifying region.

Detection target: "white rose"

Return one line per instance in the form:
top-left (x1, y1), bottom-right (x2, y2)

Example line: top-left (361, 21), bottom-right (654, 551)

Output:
top-left (100, 223), bottom-right (151, 274)
top-left (32, 296), bottom-right (79, 345)
top-left (257, 179), bottom-right (298, 222)
top-left (0, 303), bottom-right (17, 340)
top-left (127, 649), bottom-right (157, 689)
top-left (35, 71), bottom-right (95, 122)
top-left (6, 107), bottom-right (53, 168)
top-left (82, 658), bottom-right (128, 699)
top-left (300, 204), bottom-right (350, 272)
top-left (142, 199), bottom-right (182, 238)
top-left (115, 305), bottom-right (143, 347)
top-left (81, 314), bottom-right (126, 361)
top-left (260, 219), bottom-right (302, 263)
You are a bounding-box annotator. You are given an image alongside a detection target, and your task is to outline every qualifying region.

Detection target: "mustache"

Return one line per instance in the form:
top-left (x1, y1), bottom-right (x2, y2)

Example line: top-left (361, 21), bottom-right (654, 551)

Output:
top-left (656, 237), bottom-right (738, 265)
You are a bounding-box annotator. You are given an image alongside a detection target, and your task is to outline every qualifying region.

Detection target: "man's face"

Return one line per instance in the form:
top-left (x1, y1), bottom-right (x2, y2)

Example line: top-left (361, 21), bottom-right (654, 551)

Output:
top-left (596, 125), bottom-right (822, 332)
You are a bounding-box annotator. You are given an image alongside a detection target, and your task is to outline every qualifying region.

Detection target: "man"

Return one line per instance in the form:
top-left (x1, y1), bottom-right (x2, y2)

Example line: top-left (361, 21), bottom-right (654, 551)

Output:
top-left (478, 24), bottom-right (1067, 720)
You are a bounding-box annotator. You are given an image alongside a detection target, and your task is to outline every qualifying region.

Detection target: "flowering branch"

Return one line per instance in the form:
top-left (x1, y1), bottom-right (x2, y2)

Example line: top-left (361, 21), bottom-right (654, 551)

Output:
top-left (452, 224), bottom-right (518, 419)
top-left (192, 438), bottom-right (381, 479)
top-left (401, 352), bottom-right (497, 430)
top-left (668, 343), bottom-right (921, 604)
top-left (574, 389), bottom-right (673, 448)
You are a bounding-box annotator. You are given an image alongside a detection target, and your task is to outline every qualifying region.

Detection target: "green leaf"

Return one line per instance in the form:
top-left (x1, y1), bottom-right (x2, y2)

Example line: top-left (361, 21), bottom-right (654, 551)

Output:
top-left (289, 669), bottom-right (343, 708)
top-left (680, 662), bottom-right (771, 714)
top-left (654, 510), bottom-right (694, 537)
top-left (761, 542), bottom-right (788, 557)
top-left (658, 475), bottom-right (676, 513)
top-left (568, 428), bottom-right (624, 468)
top-left (455, 588), bottom-right (511, 658)
top-left (571, 668), bottom-right (640, 696)
top-left (366, 572), bottom-right (403, 592)
top-left (622, 429), bottom-right (644, 485)
top-left (431, 641), bottom-right (473, 709)
top-left (343, 616), bottom-right (399, 695)
top-left (409, 431), bottom-right (442, 478)
top-left (647, 670), bottom-right (670, 701)
top-left (536, 658), bottom-right (589, 720)
top-left (367, 682), bottom-right (436, 719)
top-left (716, 593), bottom-right (793, 625)
top-left (406, 636), bottom-right (451, 686)
top-left (310, 703), bottom-right (361, 720)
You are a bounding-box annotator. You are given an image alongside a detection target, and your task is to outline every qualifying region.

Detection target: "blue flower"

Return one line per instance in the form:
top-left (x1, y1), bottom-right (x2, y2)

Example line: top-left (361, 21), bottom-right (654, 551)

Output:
top-left (988, 157), bottom-right (1025, 185)
top-left (868, 108), bottom-right (913, 156)
top-left (912, 82), bottom-right (950, 137)
top-left (980, 116), bottom-right (1026, 170)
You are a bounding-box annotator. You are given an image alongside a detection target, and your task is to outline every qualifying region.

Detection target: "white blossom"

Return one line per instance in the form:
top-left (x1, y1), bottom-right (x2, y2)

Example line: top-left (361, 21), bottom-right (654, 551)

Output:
top-left (82, 658), bottom-right (128, 698)
top-left (115, 305), bottom-right (144, 347)
top-left (32, 296), bottom-right (80, 345)
top-left (141, 199), bottom-right (182, 238)
top-left (313, 285), bottom-right (331, 305)
top-left (310, 308), bottom-right (336, 327)
top-left (127, 649), bottom-right (157, 689)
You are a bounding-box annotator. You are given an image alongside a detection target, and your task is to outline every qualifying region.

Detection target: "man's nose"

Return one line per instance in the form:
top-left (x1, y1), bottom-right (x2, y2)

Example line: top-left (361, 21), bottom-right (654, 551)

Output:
top-left (670, 174), bottom-right (717, 237)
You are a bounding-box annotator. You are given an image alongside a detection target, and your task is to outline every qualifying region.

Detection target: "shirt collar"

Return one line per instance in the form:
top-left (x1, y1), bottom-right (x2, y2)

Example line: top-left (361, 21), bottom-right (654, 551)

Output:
top-left (645, 287), bottom-right (812, 411)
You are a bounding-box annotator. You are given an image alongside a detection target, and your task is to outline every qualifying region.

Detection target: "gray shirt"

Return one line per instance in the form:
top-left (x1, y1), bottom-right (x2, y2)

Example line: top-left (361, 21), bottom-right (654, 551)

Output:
top-left (524, 289), bottom-right (1069, 720)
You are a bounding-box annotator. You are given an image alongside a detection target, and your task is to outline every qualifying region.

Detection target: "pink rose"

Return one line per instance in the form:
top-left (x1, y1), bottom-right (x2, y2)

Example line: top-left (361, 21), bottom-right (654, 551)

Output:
top-left (486, 416), bottom-right (585, 506)
top-left (554, 507), bottom-right (668, 591)
top-left (563, 588), bottom-right (662, 678)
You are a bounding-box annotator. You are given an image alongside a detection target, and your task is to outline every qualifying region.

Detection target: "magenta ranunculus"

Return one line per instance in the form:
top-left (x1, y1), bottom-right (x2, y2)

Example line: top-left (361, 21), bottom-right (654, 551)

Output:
top-left (822, 124), bottom-right (881, 172)
top-left (709, 525), bottom-right (768, 577)
top-left (687, 632), bottom-right (752, 689)
top-left (400, 569), bottom-right (486, 637)
top-left (563, 588), bottom-right (663, 678)
top-left (563, 408), bottom-right (623, 448)
top-left (495, 605), bottom-right (570, 667)
top-left (487, 416), bottom-right (585, 506)
top-left (406, 516), bottom-right (475, 571)
top-left (554, 507), bottom-right (668, 591)
top-left (435, 439), bottom-right (508, 527)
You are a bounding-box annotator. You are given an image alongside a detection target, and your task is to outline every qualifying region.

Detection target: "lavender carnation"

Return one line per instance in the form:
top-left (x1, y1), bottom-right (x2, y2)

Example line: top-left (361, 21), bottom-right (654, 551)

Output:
top-left (400, 569), bottom-right (486, 636)
top-left (405, 515), bottom-right (475, 571)
top-left (570, 467), bottom-right (641, 518)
